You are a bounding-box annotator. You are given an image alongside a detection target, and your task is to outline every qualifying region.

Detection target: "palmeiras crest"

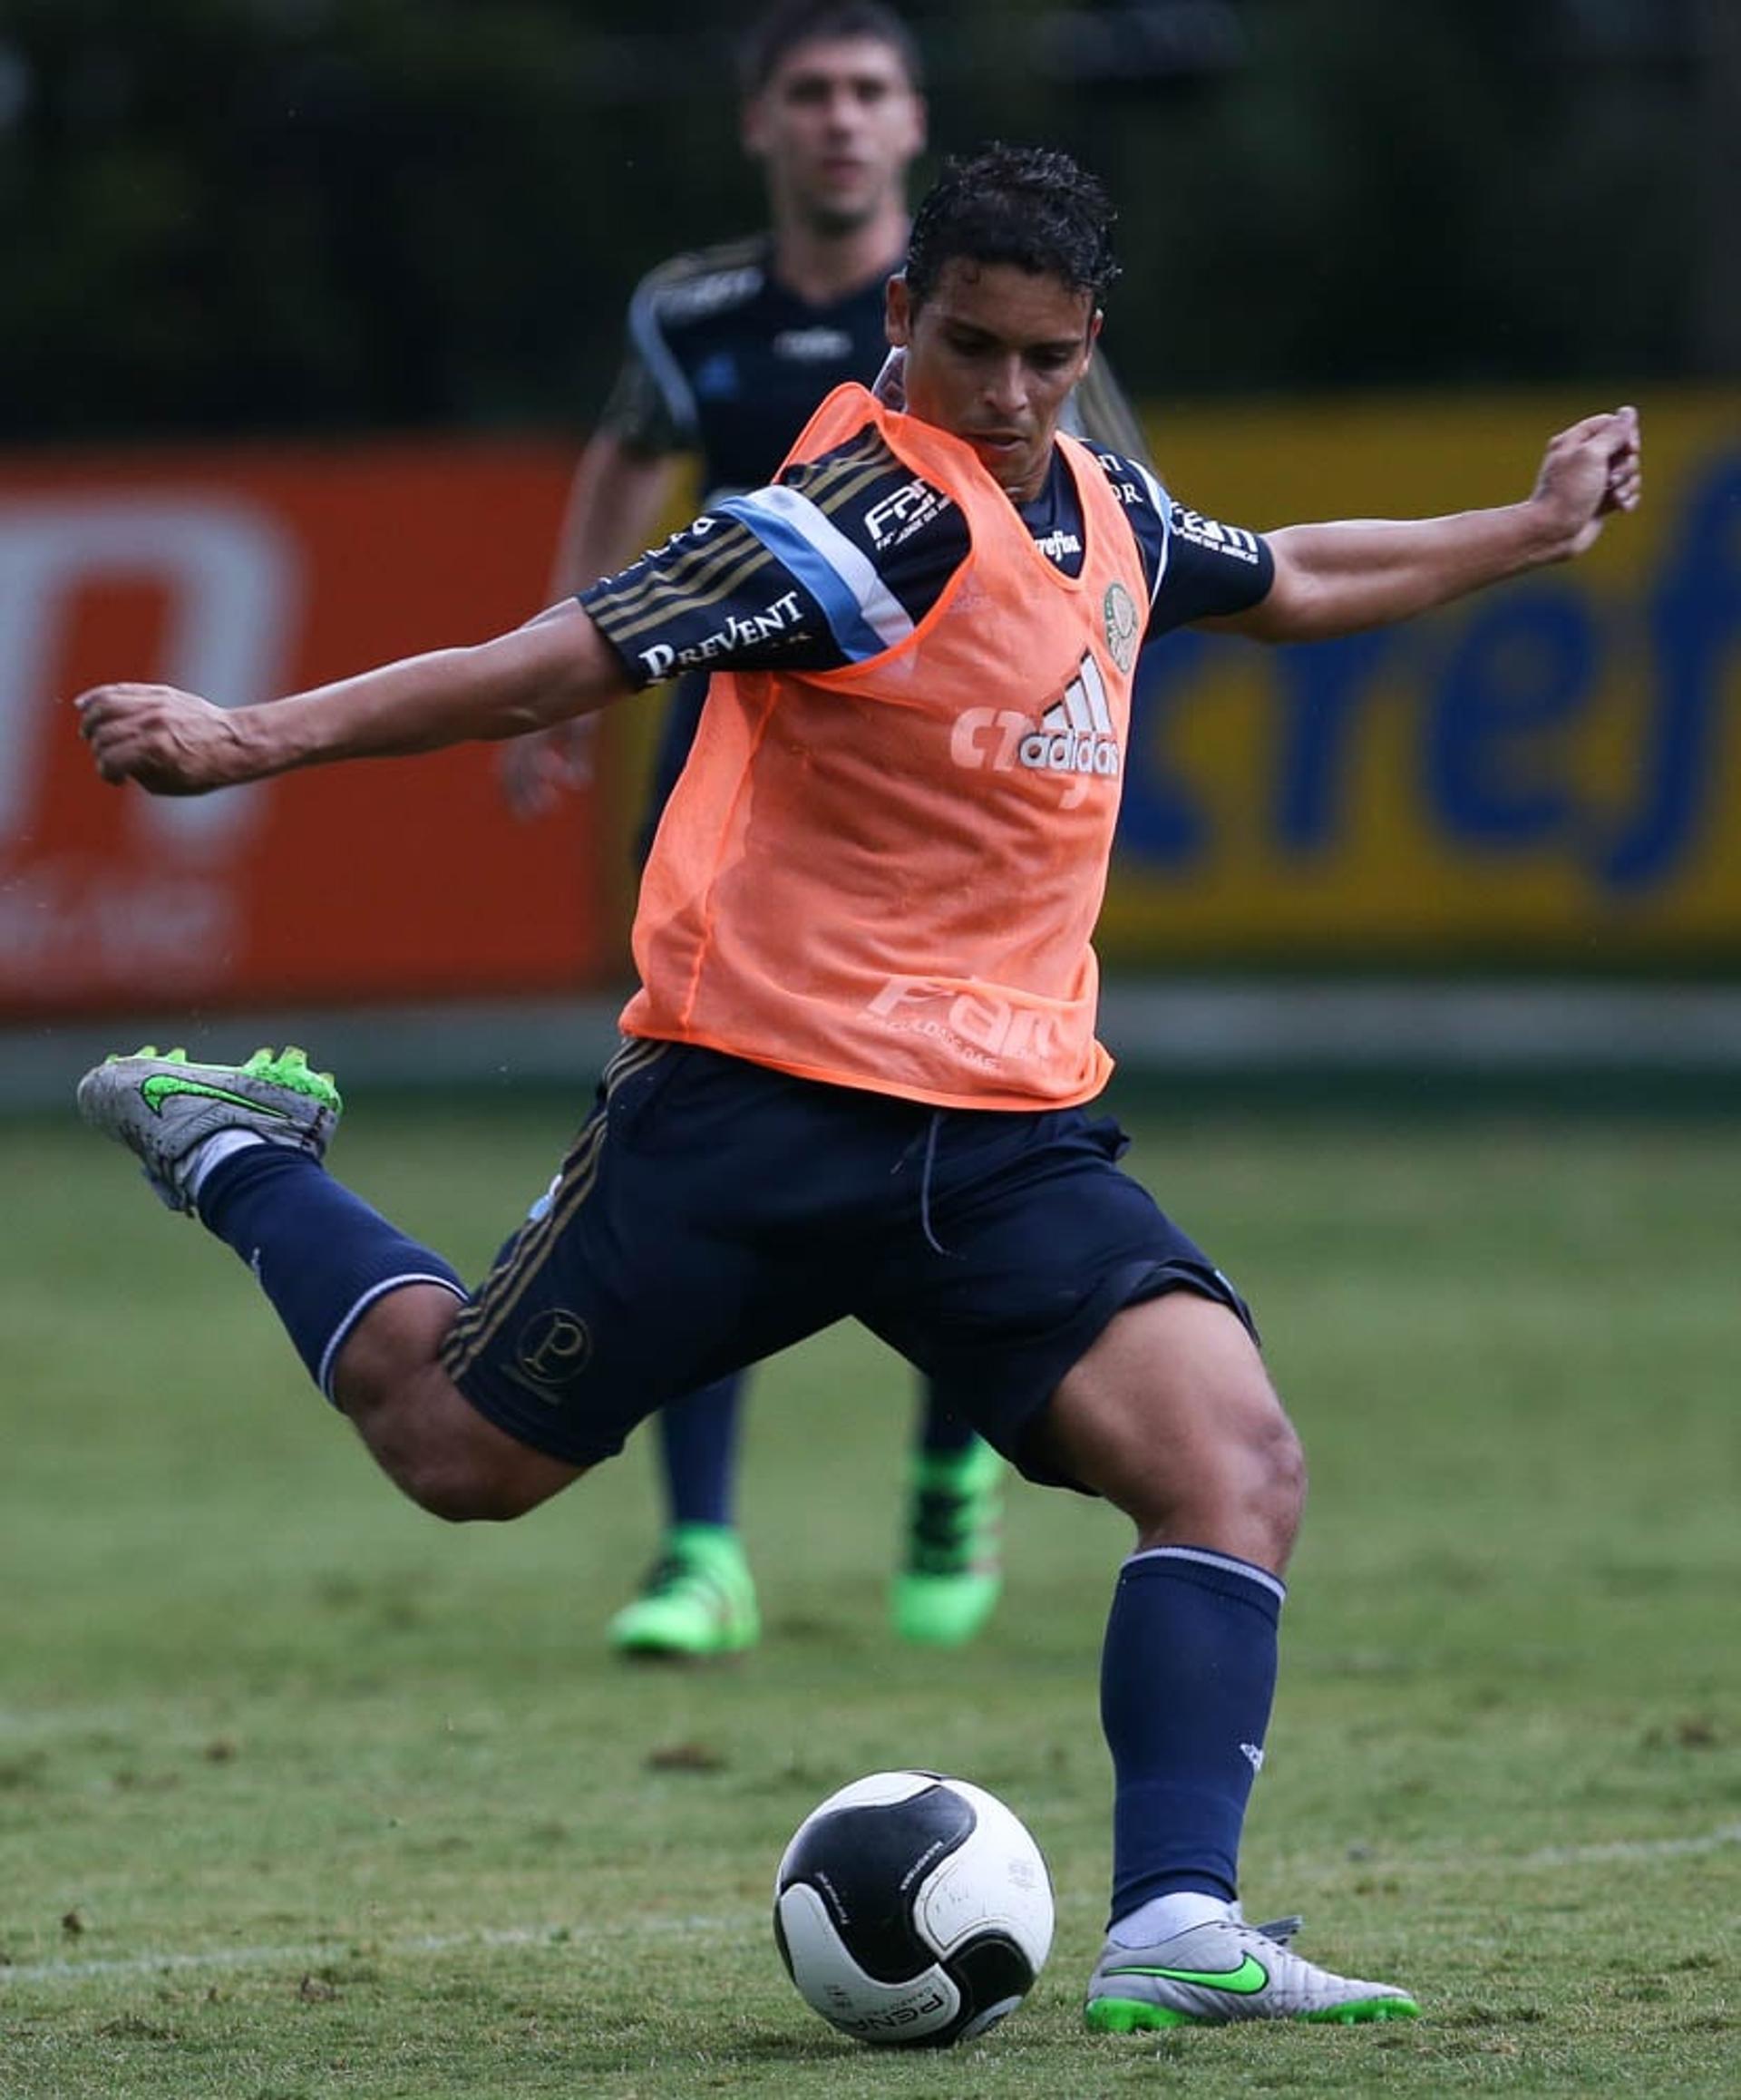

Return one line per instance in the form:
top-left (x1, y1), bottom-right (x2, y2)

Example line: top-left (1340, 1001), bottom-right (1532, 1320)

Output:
top-left (1103, 581), bottom-right (1139, 672)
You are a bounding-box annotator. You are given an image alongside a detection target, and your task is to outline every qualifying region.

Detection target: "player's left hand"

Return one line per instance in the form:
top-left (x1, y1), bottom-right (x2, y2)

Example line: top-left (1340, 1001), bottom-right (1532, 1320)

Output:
top-left (1529, 404), bottom-right (1641, 558)
top-left (497, 715), bottom-right (599, 820)
top-left (75, 683), bottom-right (240, 796)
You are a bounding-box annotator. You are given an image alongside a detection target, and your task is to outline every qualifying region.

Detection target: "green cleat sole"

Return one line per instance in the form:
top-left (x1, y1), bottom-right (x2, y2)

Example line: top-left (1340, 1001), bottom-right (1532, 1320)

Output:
top-left (1085, 1991), bottom-right (1421, 2033)
top-left (1084, 1998), bottom-right (1193, 2032)
top-left (1302, 1996), bottom-right (1421, 2024)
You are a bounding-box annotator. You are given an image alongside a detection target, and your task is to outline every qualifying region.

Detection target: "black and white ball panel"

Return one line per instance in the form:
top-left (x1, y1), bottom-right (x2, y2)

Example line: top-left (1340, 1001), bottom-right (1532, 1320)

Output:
top-left (777, 1773), bottom-right (974, 1979)
top-left (773, 1770), bottom-right (1054, 2047)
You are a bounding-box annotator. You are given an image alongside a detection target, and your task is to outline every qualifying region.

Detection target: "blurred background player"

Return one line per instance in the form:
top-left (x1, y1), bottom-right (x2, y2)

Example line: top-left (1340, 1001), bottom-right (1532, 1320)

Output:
top-left (511, 0), bottom-right (1150, 1663)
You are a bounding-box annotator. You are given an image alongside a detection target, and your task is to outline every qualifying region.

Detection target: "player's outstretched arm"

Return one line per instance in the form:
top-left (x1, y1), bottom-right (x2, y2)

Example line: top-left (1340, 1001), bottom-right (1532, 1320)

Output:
top-left (77, 599), bottom-right (631, 799)
top-left (1219, 404), bottom-right (1641, 646)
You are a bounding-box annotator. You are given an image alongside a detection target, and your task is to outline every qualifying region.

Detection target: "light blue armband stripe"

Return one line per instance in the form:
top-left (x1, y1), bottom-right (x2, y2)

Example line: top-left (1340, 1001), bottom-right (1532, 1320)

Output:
top-left (716, 486), bottom-right (914, 665)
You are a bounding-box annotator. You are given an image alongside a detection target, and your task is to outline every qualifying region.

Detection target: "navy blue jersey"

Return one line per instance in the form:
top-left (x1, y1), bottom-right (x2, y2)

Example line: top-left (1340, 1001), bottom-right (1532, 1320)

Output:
top-left (583, 421), bottom-right (1273, 691)
top-left (597, 236), bottom-right (892, 503)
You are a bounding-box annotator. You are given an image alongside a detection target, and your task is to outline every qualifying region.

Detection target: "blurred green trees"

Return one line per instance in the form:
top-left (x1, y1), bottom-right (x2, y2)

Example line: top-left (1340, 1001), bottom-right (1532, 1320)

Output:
top-left (0, 0), bottom-right (1728, 442)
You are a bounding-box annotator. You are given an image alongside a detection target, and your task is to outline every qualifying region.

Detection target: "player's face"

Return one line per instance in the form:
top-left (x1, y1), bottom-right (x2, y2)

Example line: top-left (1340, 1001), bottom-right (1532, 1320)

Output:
top-left (743, 37), bottom-right (925, 238)
top-left (887, 260), bottom-right (1101, 505)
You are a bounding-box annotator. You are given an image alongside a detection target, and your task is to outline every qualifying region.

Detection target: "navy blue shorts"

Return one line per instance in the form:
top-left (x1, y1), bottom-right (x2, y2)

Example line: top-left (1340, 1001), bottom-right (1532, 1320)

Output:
top-left (441, 1040), bottom-right (1255, 1486)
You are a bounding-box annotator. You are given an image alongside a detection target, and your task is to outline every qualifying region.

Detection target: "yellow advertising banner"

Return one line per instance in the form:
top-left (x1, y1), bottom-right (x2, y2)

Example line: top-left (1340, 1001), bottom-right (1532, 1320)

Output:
top-left (1102, 391), bottom-right (1741, 966)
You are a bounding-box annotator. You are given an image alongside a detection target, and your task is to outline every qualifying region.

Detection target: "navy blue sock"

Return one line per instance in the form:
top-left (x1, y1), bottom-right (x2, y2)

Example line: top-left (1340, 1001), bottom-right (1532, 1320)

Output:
top-left (197, 1145), bottom-right (464, 1402)
top-left (1100, 1545), bottom-right (1284, 1920)
top-left (915, 1385), bottom-right (978, 1460)
top-left (657, 1372), bottom-right (746, 1528)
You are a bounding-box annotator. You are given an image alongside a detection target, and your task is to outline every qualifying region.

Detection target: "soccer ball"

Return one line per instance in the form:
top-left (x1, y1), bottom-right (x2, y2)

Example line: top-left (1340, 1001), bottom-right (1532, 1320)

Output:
top-left (773, 1769), bottom-right (1055, 2047)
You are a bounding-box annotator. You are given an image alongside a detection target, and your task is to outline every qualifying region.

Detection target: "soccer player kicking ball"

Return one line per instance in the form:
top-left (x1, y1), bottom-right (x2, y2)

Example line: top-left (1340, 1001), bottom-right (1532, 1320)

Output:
top-left (516, 0), bottom-right (1153, 1661)
top-left (74, 145), bottom-right (1639, 2034)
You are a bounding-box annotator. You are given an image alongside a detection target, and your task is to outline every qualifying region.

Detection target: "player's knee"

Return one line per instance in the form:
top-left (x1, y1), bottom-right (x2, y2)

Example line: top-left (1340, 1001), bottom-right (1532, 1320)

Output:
top-left (347, 1409), bottom-right (530, 1522)
top-left (1250, 1403), bottom-right (1308, 1544)
top-left (396, 1455), bottom-right (547, 1525)
top-left (342, 1366), bottom-right (580, 1522)
top-left (1151, 1385), bottom-right (1303, 1557)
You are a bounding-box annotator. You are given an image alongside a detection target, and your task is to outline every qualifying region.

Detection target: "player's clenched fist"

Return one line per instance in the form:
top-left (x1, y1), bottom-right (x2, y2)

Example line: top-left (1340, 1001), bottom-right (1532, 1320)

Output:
top-left (76, 683), bottom-right (238, 796)
top-left (1530, 404), bottom-right (1641, 559)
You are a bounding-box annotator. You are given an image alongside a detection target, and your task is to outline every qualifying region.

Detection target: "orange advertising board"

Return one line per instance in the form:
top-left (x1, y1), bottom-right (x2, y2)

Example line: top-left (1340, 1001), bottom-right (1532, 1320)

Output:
top-left (0, 440), bottom-right (617, 1016)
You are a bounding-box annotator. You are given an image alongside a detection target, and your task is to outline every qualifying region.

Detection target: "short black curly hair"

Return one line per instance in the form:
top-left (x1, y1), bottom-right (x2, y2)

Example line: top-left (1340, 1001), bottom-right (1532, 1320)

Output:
top-left (904, 143), bottom-right (1122, 311)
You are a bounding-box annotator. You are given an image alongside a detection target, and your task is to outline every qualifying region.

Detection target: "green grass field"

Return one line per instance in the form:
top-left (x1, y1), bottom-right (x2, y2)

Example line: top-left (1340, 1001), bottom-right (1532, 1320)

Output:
top-left (1, 1086), bottom-right (1736, 2098)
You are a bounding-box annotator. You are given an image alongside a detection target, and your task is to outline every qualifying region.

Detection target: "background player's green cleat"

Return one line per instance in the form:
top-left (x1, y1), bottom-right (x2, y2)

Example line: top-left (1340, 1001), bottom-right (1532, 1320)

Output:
top-left (607, 1524), bottom-right (760, 1659)
top-left (891, 1437), bottom-right (1005, 1647)
top-left (75, 1045), bottom-right (343, 1213)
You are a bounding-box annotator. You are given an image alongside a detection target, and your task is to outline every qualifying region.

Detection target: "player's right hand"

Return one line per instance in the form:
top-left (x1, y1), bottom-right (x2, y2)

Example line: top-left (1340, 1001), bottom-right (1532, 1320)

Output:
top-left (498, 715), bottom-right (599, 819)
top-left (75, 683), bottom-right (238, 796)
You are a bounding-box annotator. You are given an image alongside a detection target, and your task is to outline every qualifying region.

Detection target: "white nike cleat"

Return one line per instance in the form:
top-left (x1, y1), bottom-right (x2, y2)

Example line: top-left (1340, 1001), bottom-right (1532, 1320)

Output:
top-left (1084, 1906), bottom-right (1419, 2031)
top-left (76, 1045), bottom-right (342, 1213)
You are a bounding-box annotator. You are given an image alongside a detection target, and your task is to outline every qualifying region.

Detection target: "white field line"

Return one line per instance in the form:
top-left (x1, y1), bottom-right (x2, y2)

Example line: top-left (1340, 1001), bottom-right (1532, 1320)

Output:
top-left (1512, 1823), bottom-right (1741, 1867)
top-left (5, 1823), bottom-right (1738, 1990)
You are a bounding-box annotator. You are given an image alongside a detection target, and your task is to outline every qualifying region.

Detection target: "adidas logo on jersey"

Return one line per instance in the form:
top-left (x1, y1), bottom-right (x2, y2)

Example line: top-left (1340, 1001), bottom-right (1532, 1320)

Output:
top-left (950, 652), bottom-right (1123, 801)
top-left (1012, 655), bottom-right (1117, 781)
top-left (1019, 656), bottom-right (1122, 779)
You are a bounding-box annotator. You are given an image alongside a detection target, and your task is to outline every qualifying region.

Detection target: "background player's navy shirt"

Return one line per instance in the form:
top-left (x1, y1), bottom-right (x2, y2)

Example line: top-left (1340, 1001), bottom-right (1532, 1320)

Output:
top-left (582, 423), bottom-right (1275, 690)
top-left (598, 236), bottom-right (891, 502)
